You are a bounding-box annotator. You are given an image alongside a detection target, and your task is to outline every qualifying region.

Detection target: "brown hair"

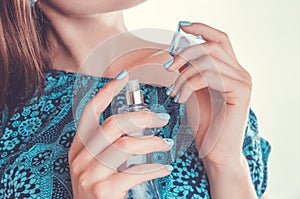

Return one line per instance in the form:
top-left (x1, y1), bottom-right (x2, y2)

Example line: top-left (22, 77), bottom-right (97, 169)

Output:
top-left (0, 0), bottom-right (52, 112)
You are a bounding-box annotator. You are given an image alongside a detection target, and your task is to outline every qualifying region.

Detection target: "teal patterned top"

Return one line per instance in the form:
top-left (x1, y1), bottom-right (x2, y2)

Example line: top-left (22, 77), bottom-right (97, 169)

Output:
top-left (0, 70), bottom-right (271, 198)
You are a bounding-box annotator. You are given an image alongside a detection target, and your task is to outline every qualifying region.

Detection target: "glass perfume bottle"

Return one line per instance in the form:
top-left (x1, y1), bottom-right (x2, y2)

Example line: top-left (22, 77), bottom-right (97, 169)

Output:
top-left (170, 23), bottom-right (206, 57)
top-left (117, 80), bottom-right (160, 199)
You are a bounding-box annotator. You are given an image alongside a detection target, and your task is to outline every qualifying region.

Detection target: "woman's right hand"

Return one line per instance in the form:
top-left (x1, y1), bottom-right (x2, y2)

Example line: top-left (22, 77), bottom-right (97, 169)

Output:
top-left (68, 70), bottom-right (174, 199)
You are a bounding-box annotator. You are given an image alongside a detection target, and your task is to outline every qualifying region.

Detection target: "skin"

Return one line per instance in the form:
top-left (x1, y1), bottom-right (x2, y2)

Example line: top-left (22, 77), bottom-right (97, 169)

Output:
top-left (37, 0), bottom-right (262, 198)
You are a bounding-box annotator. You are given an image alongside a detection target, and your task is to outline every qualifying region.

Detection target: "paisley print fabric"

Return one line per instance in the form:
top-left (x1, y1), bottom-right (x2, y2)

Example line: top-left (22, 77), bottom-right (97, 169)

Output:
top-left (0, 70), bottom-right (271, 198)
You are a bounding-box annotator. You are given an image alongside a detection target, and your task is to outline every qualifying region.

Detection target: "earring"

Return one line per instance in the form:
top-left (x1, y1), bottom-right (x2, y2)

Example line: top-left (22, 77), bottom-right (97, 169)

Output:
top-left (30, 0), bottom-right (37, 7)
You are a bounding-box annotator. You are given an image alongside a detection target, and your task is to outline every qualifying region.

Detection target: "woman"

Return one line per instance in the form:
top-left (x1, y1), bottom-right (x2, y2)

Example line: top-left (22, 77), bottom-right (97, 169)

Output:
top-left (0, 0), bottom-right (271, 198)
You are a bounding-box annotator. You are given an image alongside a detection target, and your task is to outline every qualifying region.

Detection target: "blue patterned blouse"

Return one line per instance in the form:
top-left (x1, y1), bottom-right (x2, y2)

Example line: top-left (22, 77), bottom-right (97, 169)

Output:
top-left (0, 70), bottom-right (271, 199)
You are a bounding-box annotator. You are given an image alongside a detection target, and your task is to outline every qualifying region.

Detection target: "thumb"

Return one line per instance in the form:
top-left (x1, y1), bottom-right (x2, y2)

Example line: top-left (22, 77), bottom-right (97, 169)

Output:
top-left (80, 70), bottom-right (129, 130)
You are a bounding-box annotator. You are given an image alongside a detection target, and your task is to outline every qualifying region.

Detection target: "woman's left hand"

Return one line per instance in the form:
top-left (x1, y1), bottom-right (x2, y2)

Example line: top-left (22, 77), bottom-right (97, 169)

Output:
top-left (164, 22), bottom-right (252, 167)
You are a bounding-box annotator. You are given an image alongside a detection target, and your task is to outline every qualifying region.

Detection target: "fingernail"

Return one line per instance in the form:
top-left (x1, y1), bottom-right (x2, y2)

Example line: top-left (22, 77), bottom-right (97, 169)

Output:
top-left (157, 113), bottom-right (170, 120)
top-left (115, 70), bottom-right (127, 80)
top-left (174, 92), bottom-right (180, 103)
top-left (163, 57), bottom-right (174, 69)
top-left (30, 0), bottom-right (37, 7)
top-left (163, 138), bottom-right (174, 146)
top-left (185, 62), bottom-right (191, 67)
top-left (166, 84), bottom-right (174, 96)
top-left (179, 21), bottom-right (192, 26)
top-left (169, 51), bottom-right (175, 56)
top-left (165, 165), bottom-right (174, 171)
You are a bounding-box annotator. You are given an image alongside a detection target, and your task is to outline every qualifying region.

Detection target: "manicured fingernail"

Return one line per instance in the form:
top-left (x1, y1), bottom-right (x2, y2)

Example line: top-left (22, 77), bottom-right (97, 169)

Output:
top-left (164, 57), bottom-right (174, 69)
top-left (185, 62), bottom-right (191, 67)
top-left (157, 113), bottom-right (170, 120)
top-left (163, 138), bottom-right (174, 146)
top-left (30, 0), bottom-right (37, 7)
top-left (169, 51), bottom-right (175, 56)
top-left (166, 84), bottom-right (174, 96)
top-left (179, 21), bottom-right (192, 26)
top-left (115, 70), bottom-right (127, 80)
top-left (165, 165), bottom-right (174, 171)
top-left (174, 92), bottom-right (180, 103)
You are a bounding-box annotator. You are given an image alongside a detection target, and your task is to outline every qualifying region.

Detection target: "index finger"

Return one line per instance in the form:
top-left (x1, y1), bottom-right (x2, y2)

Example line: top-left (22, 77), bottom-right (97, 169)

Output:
top-left (179, 22), bottom-right (237, 59)
top-left (69, 71), bottom-right (129, 160)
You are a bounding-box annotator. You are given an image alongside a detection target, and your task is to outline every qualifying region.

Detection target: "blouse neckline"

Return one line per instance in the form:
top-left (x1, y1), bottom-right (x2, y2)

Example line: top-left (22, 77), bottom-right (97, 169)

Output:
top-left (44, 68), bottom-right (168, 88)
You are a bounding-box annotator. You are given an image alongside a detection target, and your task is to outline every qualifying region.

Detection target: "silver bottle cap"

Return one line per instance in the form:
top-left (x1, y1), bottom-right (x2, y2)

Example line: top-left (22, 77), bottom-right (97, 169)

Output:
top-left (126, 80), bottom-right (144, 105)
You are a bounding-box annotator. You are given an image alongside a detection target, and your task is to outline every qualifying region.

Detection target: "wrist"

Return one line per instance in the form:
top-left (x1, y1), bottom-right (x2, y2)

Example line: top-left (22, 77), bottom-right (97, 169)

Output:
top-left (202, 156), bottom-right (257, 199)
top-left (202, 155), bottom-right (248, 170)
top-left (202, 155), bottom-right (249, 177)
top-left (202, 155), bottom-right (253, 189)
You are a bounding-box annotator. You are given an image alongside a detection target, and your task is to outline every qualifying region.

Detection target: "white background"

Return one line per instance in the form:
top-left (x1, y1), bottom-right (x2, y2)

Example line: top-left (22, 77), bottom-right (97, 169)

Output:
top-left (124, 0), bottom-right (300, 198)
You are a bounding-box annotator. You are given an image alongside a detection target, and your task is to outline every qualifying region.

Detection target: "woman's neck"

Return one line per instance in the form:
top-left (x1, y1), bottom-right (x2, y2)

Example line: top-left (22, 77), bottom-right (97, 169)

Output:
top-left (39, 2), bottom-right (176, 86)
top-left (40, 2), bottom-right (127, 72)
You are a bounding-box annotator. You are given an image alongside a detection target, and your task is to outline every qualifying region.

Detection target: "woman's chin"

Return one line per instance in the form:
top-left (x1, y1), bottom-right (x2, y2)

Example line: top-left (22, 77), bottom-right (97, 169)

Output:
top-left (40, 0), bottom-right (147, 17)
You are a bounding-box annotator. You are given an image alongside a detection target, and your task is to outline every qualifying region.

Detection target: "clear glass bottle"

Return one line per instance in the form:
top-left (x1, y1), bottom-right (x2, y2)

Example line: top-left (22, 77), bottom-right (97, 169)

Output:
top-left (169, 23), bottom-right (206, 56)
top-left (117, 80), bottom-right (160, 199)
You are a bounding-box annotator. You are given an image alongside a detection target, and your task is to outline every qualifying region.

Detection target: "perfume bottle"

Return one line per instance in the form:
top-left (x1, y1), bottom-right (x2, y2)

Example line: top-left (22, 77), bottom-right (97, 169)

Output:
top-left (118, 79), bottom-right (160, 199)
top-left (170, 22), bottom-right (206, 57)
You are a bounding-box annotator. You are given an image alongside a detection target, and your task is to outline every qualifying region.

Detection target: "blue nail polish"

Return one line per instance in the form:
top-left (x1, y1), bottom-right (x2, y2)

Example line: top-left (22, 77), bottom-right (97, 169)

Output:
top-left (177, 24), bottom-right (181, 33)
top-left (115, 70), bottom-right (127, 80)
top-left (185, 62), bottom-right (191, 67)
top-left (174, 92), bottom-right (180, 103)
top-left (166, 84), bottom-right (174, 96)
top-left (30, 0), bottom-right (37, 7)
top-left (165, 165), bottom-right (174, 171)
top-left (157, 113), bottom-right (170, 120)
top-left (30, 0), bottom-right (34, 7)
top-left (179, 21), bottom-right (192, 26)
top-left (163, 138), bottom-right (174, 146)
top-left (164, 57), bottom-right (174, 69)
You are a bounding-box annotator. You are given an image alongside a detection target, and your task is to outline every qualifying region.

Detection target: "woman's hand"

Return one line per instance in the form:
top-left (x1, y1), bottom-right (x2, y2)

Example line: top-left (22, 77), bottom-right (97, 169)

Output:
top-left (165, 22), bottom-right (252, 166)
top-left (164, 22), bottom-right (257, 199)
top-left (68, 71), bottom-right (173, 199)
